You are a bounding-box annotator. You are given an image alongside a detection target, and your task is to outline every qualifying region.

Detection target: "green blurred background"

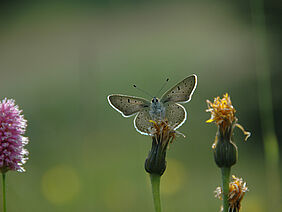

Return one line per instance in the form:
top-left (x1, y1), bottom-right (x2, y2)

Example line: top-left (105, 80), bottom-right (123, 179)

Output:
top-left (0, 0), bottom-right (281, 211)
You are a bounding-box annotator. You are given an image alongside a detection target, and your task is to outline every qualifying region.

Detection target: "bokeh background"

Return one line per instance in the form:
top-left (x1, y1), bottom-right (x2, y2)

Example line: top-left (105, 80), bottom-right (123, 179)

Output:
top-left (0, 0), bottom-right (281, 211)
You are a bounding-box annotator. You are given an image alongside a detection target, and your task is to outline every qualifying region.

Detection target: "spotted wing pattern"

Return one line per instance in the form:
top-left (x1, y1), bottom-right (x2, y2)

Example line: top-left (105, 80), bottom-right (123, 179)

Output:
top-left (107, 95), bottom-right (150, 117)
top-left (134, 108), bottom-right (152, 135)
top-left (161, 74), bottom-right (197, 103)
top-left (164, 102), bottom-right (187, 129)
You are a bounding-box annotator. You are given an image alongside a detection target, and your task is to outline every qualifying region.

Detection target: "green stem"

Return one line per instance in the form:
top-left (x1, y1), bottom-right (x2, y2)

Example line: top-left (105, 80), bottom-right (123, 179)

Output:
top-left (221, 167), bottom-right (230, 212)
top-left (2, 173), bottom-right (6, 212)
top-left (150, 174), bottom-right (161, 212)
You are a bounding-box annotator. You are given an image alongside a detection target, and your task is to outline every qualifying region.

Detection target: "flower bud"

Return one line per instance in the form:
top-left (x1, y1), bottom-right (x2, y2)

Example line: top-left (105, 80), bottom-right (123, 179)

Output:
top-left (144, 120), bottom-right (179, 176)
top-left (213, 125), bottom-right (238, 168)
top-left (145, 136), bottom-right (168, 176)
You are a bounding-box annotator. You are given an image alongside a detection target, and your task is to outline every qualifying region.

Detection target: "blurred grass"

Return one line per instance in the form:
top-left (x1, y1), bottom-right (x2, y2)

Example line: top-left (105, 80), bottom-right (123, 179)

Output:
top-left (250, 0), bottom-right (280, 210)
top-left (0, 1), bottom-right (281, 211)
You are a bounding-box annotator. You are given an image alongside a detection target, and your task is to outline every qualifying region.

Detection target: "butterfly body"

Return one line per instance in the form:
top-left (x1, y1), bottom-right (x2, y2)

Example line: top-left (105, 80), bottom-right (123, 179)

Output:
top-left (108, 74), bottom-right (197, 135)
top-left (149, 97), bottom-right (166, 121)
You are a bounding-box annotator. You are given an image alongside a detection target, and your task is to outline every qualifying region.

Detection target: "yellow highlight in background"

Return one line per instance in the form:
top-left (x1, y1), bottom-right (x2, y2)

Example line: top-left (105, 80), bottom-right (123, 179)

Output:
top-left (244, 196), bottom-right (265, 212)
top-left (161, 158), bottom-right (188, 195)
top-left (41, 164), bottom-right (81, 205)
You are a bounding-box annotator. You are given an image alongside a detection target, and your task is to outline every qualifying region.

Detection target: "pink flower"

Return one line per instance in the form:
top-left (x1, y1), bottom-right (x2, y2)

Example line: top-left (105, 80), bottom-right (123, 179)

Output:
top-left (0, 98), bottom-right (28, 173)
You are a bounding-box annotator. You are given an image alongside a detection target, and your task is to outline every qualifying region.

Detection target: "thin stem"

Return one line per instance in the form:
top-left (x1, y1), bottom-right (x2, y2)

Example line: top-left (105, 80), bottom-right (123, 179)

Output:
top-left (2, 173), bottom-right (6, 212)
top-left (150, 174), bottom-right (161, 212)
top-left (221, 167), bottom-right (230, 212)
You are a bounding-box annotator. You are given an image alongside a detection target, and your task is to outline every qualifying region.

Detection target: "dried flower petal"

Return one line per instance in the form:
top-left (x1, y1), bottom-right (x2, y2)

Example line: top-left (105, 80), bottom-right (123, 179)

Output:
top-left (206, 93), bottom-right (250, 142)
top-left (206, 93), bottom-right (236, 129)
top-left (215, 175), bottom-right (249, 211)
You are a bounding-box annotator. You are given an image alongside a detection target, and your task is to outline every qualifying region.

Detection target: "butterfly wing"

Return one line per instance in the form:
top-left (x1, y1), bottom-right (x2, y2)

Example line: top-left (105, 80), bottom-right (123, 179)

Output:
top-left (134, 108), bottom-right (152, 135)
top-left (108, 94), bottom-right (150, 117)
top-left (160, 74), bottom-right (197, 104)
top-left (164, 102), bottom-right (187, 129)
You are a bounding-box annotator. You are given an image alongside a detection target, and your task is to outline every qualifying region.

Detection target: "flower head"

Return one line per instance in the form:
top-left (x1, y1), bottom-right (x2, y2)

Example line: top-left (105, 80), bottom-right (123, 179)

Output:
top-left (206, 93), bottom-right (251, 147)
top-left (215, 175), bottom-right (249, 211)
top-left (149, 120), bottom-right (177, 142)
top-left (206, 93), bottom-right (236, 131)
top-left (206, 93), bottom-right (250, 167)
top-left (145, 120), bottom-right (184, 176)
top-left (0, 98), bottom-right (28, 173)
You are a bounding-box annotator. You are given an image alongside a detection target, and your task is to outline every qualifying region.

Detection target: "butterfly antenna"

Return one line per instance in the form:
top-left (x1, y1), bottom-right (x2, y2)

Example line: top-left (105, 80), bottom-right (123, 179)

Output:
top-left (156, 78), bottom-right (169, 97)
top-left (133, 85), bottom-right (153, 98)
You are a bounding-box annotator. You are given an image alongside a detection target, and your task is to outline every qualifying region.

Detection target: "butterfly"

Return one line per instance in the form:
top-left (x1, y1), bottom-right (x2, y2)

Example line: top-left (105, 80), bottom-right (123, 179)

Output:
top-left (107, 74), bottom-right (197, 135)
